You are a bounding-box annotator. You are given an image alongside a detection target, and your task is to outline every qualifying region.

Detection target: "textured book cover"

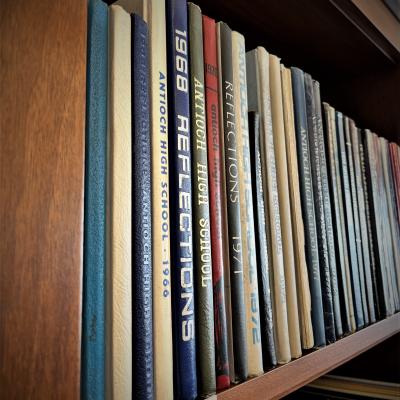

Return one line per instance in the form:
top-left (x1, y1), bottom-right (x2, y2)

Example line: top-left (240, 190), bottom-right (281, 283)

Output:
top-left (166, 0), bottom-right (197, 397)
top-left (313, 82), bottom-right (342, 339)
top-left (132, 14), bottom-right (153, 399)
top-left (82, 1), bottom-right (107, 398)
top-left (248, 111), bottom-right (277, 368)
top-left (203, 14), bottom-right (230, 390)
top-left (349, 121), bottom-right (376, 324)
top-left (291, 67), bottom-right (325, 348)
top-left (304, 73), bottom-right (335, 343)
top-left (232, 31), bottom-right (263, 377)
top-left (336, 112), bottom-right (364, 329)
top-left (269, 54), bottom-right (302, 358)
top-left (344, 117), bottom-right (369, 326)
top-left (216, 22), bottom-right (235, 383)
top-left (188, 4), bottom-right (216, 397)
top-left (359, 131), bottom-right (381, 319)
top-left (281, 66), bottom-right (314, 350)
top-left (322, 103), bottom-right (354, 334)
top-left (250, 48), bottom-right (291, 364)
top-left (115, 0), bottom-right (174, 397)
top-left (107, 5), bottom-right (132, 399)
top-left (218, 21), bottom-right (248, 381)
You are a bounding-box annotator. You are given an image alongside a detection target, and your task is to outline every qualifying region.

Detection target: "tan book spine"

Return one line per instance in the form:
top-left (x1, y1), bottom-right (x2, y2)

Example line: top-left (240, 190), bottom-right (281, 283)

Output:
top-left (281, 66), bottom-right (314, 350)
top-left (115, 0), bottom-right (174, 397)
top-left (256, 47), bottom-right (291, 364)
top-left (232, 31), bottom-right (263, 377)
top-left (269, 54), bottom-right (301, 359)
top-left (107, 5), bottom-right (132, 399)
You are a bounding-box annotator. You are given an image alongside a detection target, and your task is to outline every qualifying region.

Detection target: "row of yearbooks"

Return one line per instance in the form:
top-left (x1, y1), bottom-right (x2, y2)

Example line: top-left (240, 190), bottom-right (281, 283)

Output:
top-left (82, 0), bottom-right (400, 399)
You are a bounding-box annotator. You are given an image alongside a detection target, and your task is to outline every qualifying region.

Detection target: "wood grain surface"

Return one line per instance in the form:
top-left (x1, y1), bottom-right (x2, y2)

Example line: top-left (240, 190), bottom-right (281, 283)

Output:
top-left (0, 0), bottom-right (87, 398)
top-left (217, 313), bottom-right (400, 400)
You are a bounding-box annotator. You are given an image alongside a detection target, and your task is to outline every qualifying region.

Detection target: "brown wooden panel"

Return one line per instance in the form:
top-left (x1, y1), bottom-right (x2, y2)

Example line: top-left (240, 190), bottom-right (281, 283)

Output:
top-left (217, 314), bottom-right (400, 400)
top-left (0, 0), bottom-right (87, 398)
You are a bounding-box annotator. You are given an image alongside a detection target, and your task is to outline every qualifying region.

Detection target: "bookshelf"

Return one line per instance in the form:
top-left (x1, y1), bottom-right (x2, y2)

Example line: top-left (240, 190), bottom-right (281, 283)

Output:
top-left (0, 0), bottom-right (399, 399)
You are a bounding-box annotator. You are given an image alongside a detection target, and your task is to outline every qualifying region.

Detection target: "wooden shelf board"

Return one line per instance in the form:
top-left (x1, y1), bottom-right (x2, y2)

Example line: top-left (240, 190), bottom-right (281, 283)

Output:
top-left (217, 313), bottom-right (400, 400)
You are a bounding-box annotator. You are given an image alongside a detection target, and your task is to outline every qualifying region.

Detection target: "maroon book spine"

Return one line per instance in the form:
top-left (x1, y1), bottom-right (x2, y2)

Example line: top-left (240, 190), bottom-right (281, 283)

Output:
top-left (203, 15), bottom-right (230, 390)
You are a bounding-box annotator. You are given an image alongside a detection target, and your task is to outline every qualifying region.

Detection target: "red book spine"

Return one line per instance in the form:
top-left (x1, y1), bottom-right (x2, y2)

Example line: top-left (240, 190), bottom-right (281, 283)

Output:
top-left (203, 15), bottom-right (230, 390)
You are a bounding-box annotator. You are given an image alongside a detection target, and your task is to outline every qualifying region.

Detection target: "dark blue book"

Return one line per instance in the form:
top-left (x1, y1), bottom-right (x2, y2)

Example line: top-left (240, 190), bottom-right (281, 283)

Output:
top-left (166, 0), bottom-right (197, 398)
top-left (291, 67), bottom-right (326, 348)
top-left (82, 0), bottom-right (107, 398)
top-left (132, 13), bottom-right (153, 400)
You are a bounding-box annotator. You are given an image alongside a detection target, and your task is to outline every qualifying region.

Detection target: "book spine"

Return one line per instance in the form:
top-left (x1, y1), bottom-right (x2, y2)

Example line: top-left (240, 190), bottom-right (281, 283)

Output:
top-left (313, 82), bottom-right (342, 338)
top-left (304, 73), bottom-right (335, 343)
top-left (188, 4), bottom-right (216, 397)
top-left (336, 112), bottom-right (364, 329)
top-left (107, 6), bottom-right (132, 399)
top-left (344, 117), bottom-right (369, 325)
top-left (233, 32), bottom-right (263, 377)
top-left (166, 0), bottom-right (197, 398)
top-left (203, 15), bottom-right (230, 390)
top-left (359, 133), bottom-right (380, 319)
top-left (322, 102), bottom-right (353, 334)
top-left (389, 143), bottom-right (400, 227)
top-left (281, 66), bottom-right (314, 350)
top-left (82, 1), bottom-right (107, 398)
top-left (257, 48), bottom-right (291, 363)
top-left (269, 55), bottom-right (302, 358)
top-left (132, 14), bottom-right (153, 399)
top-left (291, 67), bottom-right (325, 347)
top-left (248, 111), bottom-right (277, 368)
top-left (218, 22), bottom-right (248, 381)
top-left (350, 122), bottom-right (376, 323)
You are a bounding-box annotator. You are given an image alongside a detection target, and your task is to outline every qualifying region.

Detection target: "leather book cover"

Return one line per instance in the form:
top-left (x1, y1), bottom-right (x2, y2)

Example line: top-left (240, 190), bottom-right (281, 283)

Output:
top-left (313, 82), bottom-right (342, 339)
top-left (82, 1), bottom-right (107, 398)
top-left (359, 131), bottom-right (381, 319)
top-left (203, 14), bottom-right (230, 390)
top-left (269, 54), bottom-right (302, 358)
top-left (248, 111), bottom-right (277, 368)
top-left (216, 21), bottom-right (235, 384)
top-left (291, 67), bottom-right (325, 348)
top-left (336, 112), bottom-right (364, 329)
top-left (107, 5), bottom-right (132, 399)
top-left (232, 31), bottom-right (263, 377)
top-left (379, 138), bottom-right (400, 310)
top-left (188, 4), bottom-right (216, 397)
top-left (349, 121), bottom-right (376, 324)
top-left (132, 14), bottom-right (153, 399)
top-left (115, 0), bottom-right (174, 396)
top-left (304, 73), bottom-right (335, 343)
top-left (322, 103), bottom-right (354, 335)
top-left (363, 130), bottom-right (390, 317)
top-left (281, 66), bottom-right (314, 350)
top-left (166, 0), bottom-right (197, 398)
top-left (252, 48), bottom-right (291, 364)
top-left (344, 117), bottom-right (369, 326)
top-left (218, 21), bottom-right (248, 381)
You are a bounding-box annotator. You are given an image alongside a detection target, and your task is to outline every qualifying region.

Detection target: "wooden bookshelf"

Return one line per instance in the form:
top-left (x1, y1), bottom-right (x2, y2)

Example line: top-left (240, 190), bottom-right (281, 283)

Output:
top-left (217, 313), bottom-right (400, 400)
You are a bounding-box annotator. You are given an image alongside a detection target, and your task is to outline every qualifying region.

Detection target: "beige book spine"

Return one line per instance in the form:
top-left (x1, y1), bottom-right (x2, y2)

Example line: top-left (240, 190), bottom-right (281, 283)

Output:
top-left (269, 54), bottom-right (301, 359)
top-left (217, 23), bottom-right (236, 382)
top-left (281, 66), bottom-right (314, 350)
top-left (232, 32), bottom-right (263, 377)
top-left (107, 5), bottom-right (132, 399)
top-left (256, 47), bottom-right (291, 364)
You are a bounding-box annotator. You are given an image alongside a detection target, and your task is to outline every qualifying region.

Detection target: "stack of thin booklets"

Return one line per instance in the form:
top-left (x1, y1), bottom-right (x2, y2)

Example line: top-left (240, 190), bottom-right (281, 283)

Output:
top-left (82, 0), bottom-right (400, 398)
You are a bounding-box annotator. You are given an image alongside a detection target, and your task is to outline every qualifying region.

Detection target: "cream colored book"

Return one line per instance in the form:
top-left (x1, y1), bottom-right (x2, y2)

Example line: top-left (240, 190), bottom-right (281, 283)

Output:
top-left (107, 5), bottom-right (132, 399)
top-left (232, 31), bottom-right (263, 377)
top-left (281, 66), bottom-right (314, 350)
top-left (269, 54), bottom-right (301, 359)
top-left (255, 47), bottom-right (291, 364)
top-left (217, 22), bottom-right (236, 382)
top-left (115, 0), bottom-right (173, 398)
